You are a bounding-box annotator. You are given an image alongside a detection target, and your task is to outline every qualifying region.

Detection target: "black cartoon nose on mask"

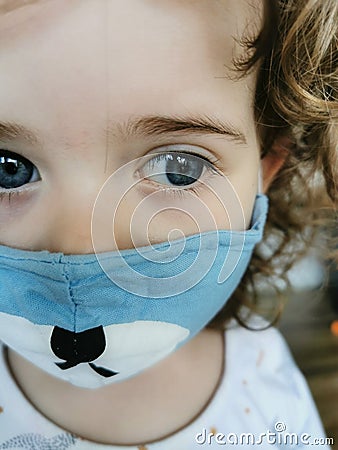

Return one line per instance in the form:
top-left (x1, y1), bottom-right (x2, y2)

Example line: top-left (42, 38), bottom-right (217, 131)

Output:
top-left (51, 326), bottom-right (118, 378)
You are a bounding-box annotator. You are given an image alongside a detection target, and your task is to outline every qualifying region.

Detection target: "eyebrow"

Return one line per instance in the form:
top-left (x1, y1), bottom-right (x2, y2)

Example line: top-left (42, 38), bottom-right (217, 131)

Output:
top-left (113, 115), bottom-right (248, 145)
top-left (0, 121), bottom-right (40, 145)
top-left (0, 114), bottom-right (248, 147)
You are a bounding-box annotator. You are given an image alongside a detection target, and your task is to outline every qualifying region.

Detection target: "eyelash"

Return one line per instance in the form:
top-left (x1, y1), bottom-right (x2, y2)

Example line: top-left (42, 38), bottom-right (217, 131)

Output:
top-left (155, 181), bottom-right (212, 200)
top-left (0, 187), bottom-right (35, 206)
top-left (0, 190), bottom-right (21, 204)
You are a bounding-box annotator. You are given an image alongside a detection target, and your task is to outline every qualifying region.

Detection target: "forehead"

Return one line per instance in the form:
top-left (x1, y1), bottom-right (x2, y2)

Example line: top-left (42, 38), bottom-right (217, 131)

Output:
top-left (0, 0), bottom-right (262, 140)
top-left (0, 0), bottom-right (262, 23)
top-left (0, 0), bottom-right (263, 66)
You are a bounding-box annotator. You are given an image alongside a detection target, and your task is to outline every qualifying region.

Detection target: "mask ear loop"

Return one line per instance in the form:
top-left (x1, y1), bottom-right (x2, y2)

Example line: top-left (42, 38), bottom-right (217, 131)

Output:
top-left (257, 164), bottom-right (263, 194)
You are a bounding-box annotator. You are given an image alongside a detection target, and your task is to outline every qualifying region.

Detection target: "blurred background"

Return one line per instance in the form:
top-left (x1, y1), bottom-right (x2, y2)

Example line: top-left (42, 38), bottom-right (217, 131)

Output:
top-left (269, 252), bottom-right (338, 448)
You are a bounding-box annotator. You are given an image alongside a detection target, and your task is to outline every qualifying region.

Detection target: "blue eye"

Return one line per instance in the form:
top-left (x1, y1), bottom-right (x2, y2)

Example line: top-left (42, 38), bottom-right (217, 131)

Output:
top-left (0, 150), bottom-right (40, 189)
top-left (140, 152), bottom-right (210, 187)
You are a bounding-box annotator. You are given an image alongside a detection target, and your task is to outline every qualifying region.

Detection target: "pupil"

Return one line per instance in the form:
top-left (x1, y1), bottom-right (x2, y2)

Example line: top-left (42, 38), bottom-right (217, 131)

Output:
top-left (5, 161), bottom-right (19, 175)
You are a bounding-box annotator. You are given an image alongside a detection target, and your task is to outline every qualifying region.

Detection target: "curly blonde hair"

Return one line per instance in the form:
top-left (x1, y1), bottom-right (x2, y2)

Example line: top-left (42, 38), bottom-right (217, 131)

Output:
top-left (211, 0), bottom-right (338, 328)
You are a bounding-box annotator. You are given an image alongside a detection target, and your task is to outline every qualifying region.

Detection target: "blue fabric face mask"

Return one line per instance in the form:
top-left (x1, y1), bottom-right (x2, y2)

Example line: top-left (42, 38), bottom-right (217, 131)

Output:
top-left (0, 194), bottom-right (268, 389)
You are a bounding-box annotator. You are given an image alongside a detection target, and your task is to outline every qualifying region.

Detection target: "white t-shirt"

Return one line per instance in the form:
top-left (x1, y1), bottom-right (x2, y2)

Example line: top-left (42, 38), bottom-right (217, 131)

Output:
top-left (0, 324), bottom-right (331, 449)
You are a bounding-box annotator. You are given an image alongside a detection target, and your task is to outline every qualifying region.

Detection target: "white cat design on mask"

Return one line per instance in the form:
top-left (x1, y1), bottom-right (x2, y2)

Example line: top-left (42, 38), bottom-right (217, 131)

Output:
top-left (0, 312), bottom-right (189, 389)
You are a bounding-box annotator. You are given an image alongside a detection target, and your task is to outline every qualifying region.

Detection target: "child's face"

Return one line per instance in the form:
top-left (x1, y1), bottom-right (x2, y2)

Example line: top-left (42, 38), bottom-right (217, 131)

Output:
top-left (0, 0), bottom-right (262, 254)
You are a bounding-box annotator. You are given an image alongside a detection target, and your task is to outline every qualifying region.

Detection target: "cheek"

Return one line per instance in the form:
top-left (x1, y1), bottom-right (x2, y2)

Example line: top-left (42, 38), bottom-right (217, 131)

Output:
top-left (101, 172), bottom-right (258, 252)
top-left (0, 189), bottom-right (44, 249)
top-left (228, 173), bottom-right (260, 228)
top-left (0, 181), bottom-right (96, 253)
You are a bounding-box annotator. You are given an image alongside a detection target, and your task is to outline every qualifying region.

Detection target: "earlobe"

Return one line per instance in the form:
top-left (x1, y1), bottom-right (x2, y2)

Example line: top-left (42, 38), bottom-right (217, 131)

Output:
top-left (261, 136), bottom-right (291, 193)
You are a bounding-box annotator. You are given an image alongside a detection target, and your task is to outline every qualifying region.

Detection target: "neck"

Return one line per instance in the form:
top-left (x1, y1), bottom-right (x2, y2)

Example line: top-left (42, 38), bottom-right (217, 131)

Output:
top-left (7, 328), bottom-right (224, 445)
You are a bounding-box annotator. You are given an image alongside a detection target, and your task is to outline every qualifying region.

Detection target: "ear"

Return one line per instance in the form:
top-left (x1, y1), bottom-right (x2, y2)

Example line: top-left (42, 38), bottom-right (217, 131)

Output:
top-left (261, 136), bottom-right (291, 193)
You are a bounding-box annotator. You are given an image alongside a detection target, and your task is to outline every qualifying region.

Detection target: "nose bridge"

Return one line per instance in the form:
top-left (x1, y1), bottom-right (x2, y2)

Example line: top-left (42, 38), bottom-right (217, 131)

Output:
top-left (56, 210), bottom-right (94, 254)
top-left (44, 179), bottom-right (100, 255)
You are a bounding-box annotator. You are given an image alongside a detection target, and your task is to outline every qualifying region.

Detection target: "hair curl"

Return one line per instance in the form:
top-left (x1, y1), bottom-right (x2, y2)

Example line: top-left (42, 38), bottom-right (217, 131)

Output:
top-left (211, 0), bottom-right (338, 329)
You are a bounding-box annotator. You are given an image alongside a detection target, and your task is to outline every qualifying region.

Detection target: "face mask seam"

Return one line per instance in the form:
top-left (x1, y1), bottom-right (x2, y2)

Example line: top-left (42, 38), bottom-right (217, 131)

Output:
top-left (60, 263), bottom-right (78, 333)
